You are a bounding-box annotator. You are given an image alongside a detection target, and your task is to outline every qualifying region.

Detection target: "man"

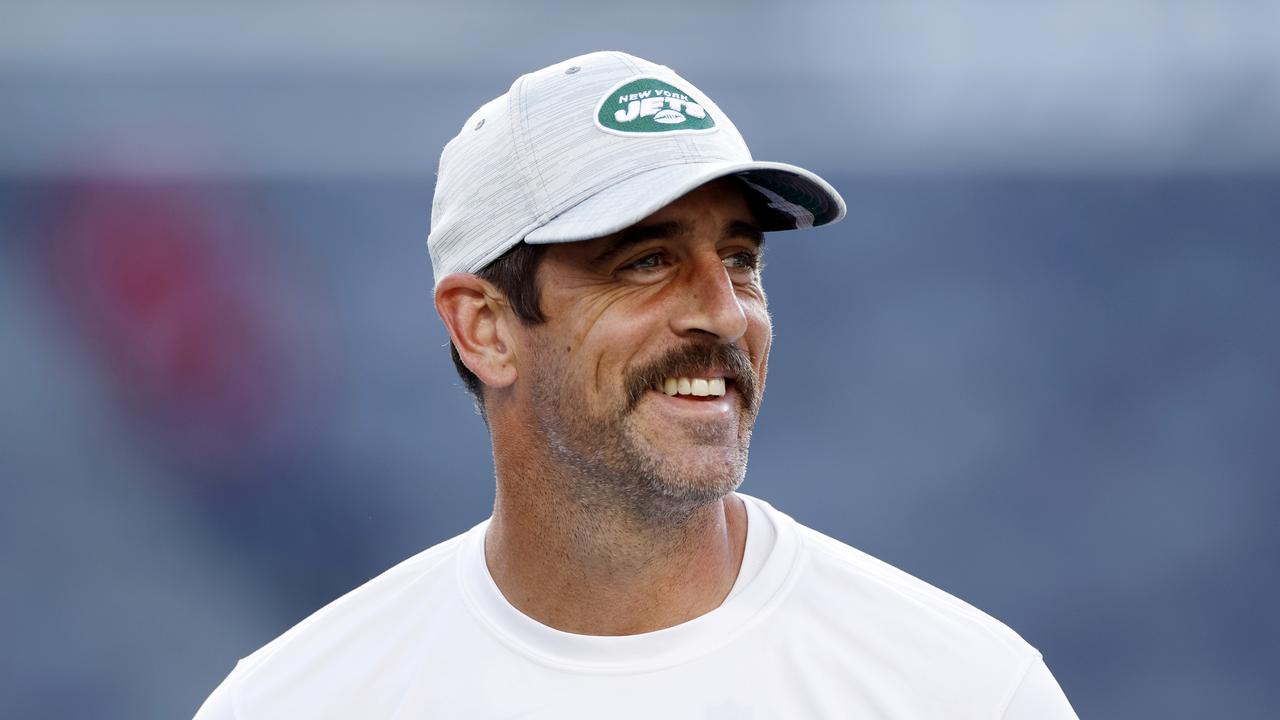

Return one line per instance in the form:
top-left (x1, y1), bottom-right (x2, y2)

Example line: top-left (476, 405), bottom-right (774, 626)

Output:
top-left (196, 51), bottom-right (1077, 718)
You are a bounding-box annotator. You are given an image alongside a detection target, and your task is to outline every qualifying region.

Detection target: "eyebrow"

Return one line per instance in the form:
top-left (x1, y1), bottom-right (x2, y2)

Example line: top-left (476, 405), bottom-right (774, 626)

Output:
top-left (726, 220), bottom-right (766, 247)
top-left (590, 219), bottom-right (765, 269)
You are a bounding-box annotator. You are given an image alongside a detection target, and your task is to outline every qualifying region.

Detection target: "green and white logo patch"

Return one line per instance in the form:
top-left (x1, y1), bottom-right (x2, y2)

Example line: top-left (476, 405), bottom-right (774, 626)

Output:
top-left (595, 77), bottom-right (717, 136)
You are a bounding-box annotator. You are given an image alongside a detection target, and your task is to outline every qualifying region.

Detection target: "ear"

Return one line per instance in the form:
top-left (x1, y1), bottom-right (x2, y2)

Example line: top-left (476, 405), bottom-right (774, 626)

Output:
top-left (435, 273), bottom-right (519, 390)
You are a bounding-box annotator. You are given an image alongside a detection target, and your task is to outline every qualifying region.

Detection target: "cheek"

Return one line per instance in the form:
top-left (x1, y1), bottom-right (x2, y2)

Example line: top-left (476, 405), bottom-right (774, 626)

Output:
top-left (579, 296), bottom-right (663, 357)
top-left (746, 303), bottom-right (772, 349)
top-left (556, 285), bottom-right (649, 347)
top-left (550, 322), bottom-right (641, 398)
top-left (746, 308), bottom-right (773, 386)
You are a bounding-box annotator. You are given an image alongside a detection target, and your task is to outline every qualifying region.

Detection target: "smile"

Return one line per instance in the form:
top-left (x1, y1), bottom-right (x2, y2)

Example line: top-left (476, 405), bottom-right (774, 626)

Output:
top-left (658, 377), bottom-right (728, 398)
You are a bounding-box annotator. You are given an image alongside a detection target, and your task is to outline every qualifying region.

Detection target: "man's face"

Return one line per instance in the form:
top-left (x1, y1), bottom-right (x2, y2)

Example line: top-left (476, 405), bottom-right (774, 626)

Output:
top-left (512, 178), bottom-right (771, 522)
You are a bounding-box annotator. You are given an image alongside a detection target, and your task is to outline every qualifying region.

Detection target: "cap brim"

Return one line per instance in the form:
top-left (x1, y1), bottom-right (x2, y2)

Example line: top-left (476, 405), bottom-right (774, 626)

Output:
top-left (523, 160), bottom-right (846, 245)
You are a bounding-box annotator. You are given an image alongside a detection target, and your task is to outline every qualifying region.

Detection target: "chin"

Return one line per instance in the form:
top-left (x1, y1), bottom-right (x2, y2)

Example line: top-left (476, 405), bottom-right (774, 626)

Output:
top-left (625, 450), bottom-right (747, 523)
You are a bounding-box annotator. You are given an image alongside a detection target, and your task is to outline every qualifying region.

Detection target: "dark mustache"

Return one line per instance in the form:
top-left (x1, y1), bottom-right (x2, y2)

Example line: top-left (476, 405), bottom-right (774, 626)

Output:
top-left (624, 343), bottom-right (758, 414)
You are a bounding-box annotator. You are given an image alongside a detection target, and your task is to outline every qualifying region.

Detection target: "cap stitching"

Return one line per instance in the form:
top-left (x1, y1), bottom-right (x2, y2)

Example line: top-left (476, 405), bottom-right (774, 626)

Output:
top-left (613, 51), bottom-right (643, 75)
top-left (508, 74), bottom-right (546, 225)
top-left (522, 73), bottom-right (556, 213)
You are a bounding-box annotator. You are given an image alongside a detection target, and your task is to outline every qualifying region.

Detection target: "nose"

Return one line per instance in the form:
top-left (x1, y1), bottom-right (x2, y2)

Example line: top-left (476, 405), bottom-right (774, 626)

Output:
top-left (669, 255), bottom-right (749, 343)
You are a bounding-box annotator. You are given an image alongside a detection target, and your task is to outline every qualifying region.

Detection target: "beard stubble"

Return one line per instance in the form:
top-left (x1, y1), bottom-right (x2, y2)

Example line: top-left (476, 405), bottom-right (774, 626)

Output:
top-left (527, 340), bottom-right (762, 527)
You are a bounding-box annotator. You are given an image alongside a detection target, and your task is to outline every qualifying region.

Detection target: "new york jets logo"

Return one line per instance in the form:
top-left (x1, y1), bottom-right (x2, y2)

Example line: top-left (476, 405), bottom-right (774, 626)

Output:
top-left (595, 77), bottom-right (718, 136)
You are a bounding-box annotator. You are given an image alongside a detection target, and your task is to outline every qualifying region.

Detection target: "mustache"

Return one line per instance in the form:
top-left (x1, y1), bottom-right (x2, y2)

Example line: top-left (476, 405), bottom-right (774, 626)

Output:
top-left (624, 343), bottom-right (759, 414)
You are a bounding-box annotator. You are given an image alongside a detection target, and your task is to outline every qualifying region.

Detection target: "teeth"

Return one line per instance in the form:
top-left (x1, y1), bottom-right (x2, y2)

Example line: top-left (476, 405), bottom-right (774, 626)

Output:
top-left (658, 377), bottom-right (728, 397)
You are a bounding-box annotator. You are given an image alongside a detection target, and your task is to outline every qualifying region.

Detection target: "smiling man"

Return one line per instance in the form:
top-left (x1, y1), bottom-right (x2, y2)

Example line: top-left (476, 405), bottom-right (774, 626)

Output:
top-left (195, 52), bottom-right (1077, 719)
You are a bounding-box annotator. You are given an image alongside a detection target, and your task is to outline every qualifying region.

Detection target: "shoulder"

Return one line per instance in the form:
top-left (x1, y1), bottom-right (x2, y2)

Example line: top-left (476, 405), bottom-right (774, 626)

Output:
top-left (197, 527), bottom-right (476, 719)
top-left (793, 518), bottom-right (1034, 655)
top-left (239, 529), bottom-right (470, 669)
top-left (750, 498), bottom-right (1044, 715)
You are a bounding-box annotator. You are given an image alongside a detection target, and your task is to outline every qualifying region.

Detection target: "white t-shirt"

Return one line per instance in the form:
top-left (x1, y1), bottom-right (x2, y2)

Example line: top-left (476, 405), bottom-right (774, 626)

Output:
top-left (195, 495), bottom-right (1077, 719)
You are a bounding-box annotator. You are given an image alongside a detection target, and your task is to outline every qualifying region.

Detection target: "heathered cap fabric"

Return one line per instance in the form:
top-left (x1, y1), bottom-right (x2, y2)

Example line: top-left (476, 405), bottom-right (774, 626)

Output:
top-left (427, 51), bottom-right (846, 286)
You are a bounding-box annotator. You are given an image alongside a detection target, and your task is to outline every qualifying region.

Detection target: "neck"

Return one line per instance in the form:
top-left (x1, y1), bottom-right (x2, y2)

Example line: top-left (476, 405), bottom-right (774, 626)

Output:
top-left (483, 449), bottom-right (748, 636)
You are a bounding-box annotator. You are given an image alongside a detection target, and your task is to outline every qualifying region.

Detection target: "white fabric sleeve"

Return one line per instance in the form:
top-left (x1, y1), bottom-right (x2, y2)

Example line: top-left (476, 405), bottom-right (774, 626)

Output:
top-left (1001, 657), bottom-right (1079, 720)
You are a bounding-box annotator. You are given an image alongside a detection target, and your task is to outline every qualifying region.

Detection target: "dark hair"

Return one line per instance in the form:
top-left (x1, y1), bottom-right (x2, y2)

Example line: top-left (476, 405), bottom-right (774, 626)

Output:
top-left (449, 241), bottom-right (549, 412)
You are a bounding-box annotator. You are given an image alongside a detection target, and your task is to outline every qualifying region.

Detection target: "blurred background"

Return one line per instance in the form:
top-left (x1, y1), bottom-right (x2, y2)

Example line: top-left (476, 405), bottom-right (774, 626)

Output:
top-left (2, 1), bottom-right (1277, 718)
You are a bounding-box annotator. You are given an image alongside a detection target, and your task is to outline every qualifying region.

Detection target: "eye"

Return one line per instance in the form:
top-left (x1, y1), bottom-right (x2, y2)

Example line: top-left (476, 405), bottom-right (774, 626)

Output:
top-left (723, 250), bottom-right (762, 272)
top-left (625, 252), bottom-right (666, 271)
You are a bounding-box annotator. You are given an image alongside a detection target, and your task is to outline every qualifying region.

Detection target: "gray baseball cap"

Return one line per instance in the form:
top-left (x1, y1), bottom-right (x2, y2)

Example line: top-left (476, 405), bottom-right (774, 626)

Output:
top-left (427, 51), bottom-right (846, 286)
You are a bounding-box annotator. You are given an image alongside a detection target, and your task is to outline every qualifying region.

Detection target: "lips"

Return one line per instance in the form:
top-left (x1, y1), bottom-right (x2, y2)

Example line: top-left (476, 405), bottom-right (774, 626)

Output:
top-left (624, 343), bottom-right (757, 414)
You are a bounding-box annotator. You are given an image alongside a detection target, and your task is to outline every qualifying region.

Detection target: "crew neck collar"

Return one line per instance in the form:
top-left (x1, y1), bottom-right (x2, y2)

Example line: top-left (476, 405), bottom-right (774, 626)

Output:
top-left (455, 493), bottom-right (804, 674)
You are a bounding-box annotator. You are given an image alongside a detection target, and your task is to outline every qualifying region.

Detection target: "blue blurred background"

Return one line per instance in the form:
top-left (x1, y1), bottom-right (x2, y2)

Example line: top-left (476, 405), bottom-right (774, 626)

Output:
top-left (2, 2), bottom-right (1277, 718)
